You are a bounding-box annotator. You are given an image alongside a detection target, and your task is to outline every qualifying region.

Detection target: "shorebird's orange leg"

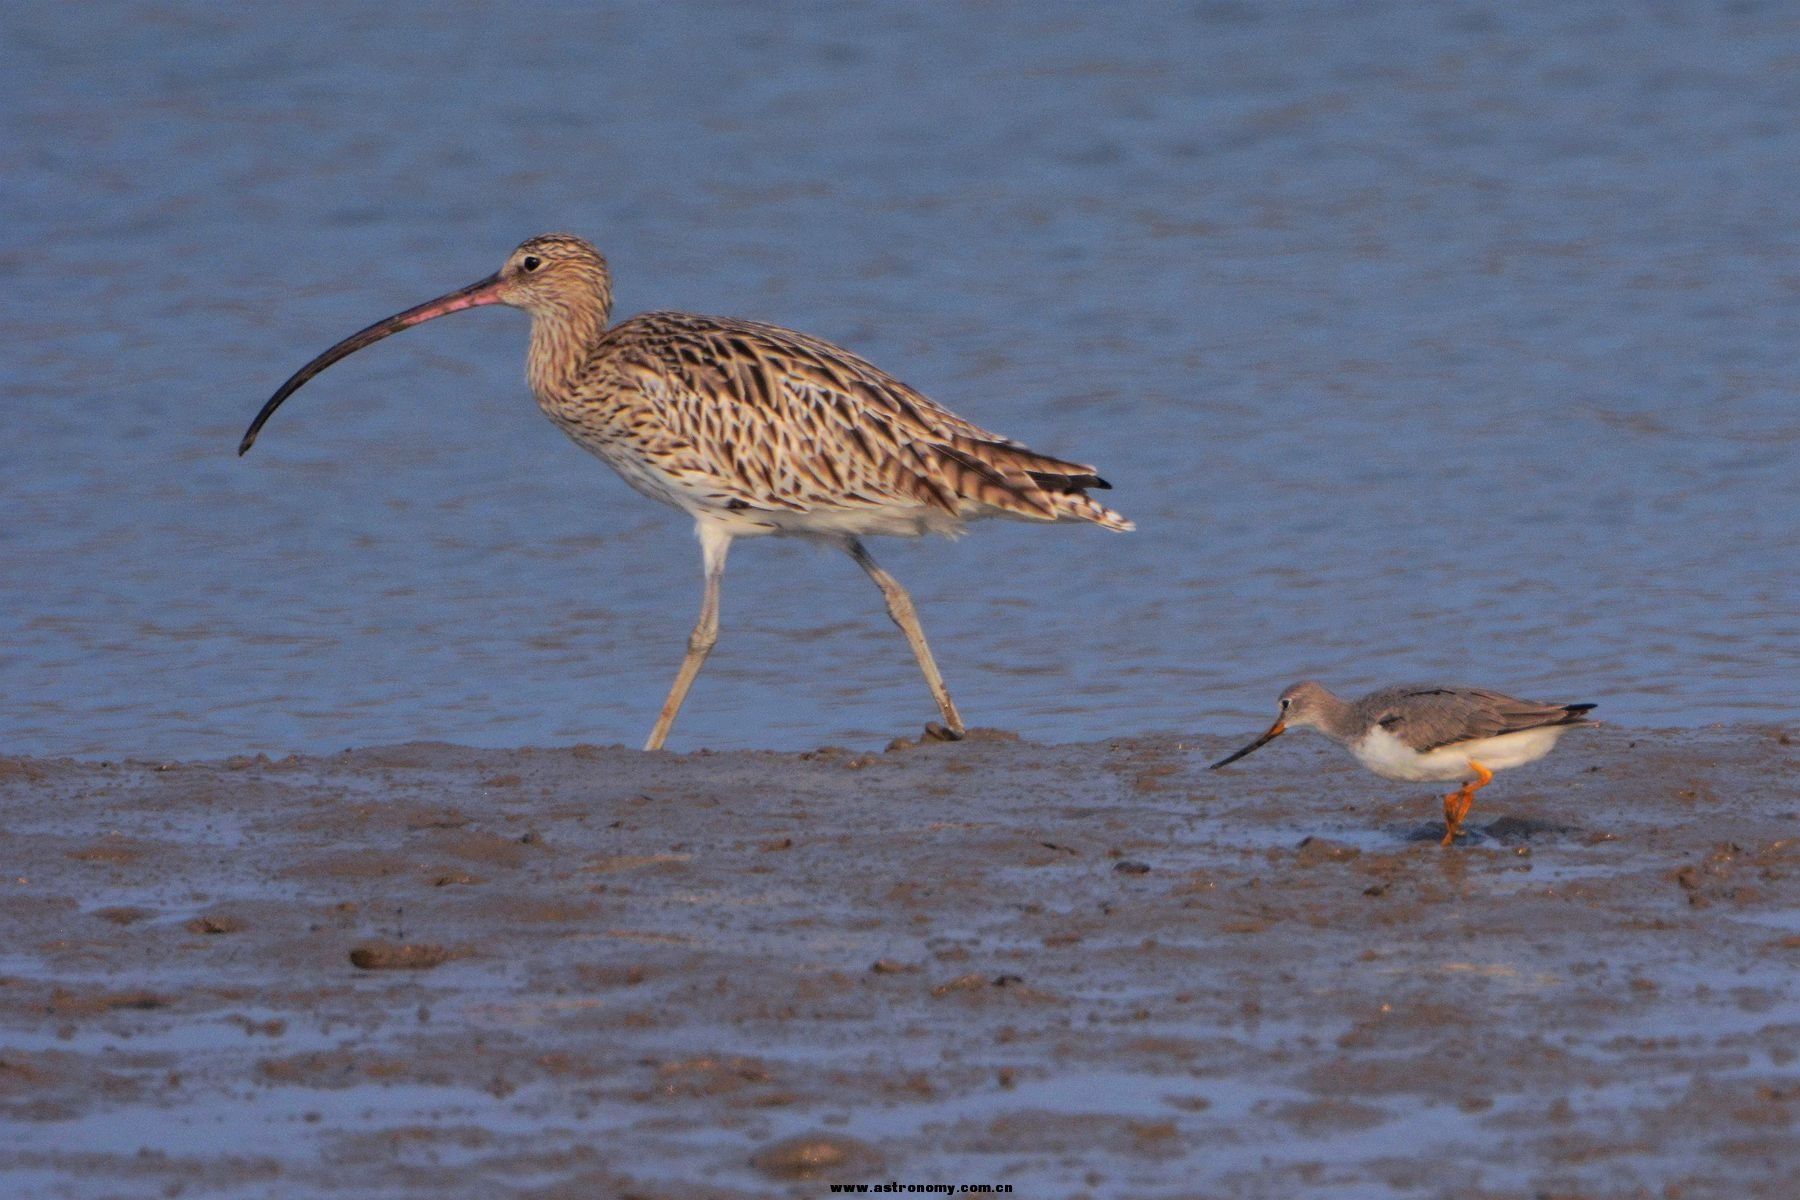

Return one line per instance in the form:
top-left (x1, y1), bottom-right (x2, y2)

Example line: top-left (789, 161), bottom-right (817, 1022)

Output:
top-left (1440, 760), bottom-right (1494, 846)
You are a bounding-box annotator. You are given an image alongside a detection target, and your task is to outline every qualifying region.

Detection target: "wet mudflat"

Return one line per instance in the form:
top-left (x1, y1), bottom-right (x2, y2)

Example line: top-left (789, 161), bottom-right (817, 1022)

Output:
top-left (1, 724), bottom-right (1794, 1198)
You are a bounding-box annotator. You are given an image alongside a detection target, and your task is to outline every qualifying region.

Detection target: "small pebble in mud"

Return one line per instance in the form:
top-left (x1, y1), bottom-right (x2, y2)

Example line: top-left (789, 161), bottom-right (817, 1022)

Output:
top-left (347, 942), bottom-right (460, 970)
top-left (47, 988), bottom-right (167, 1017)
top-left (67, 844), bottom-right (143, 864)
top-left (750, 1132), bottom-right (880, 1179)
top-left (185, 914), bottom-right (246, 935)
top-left (931, 972), bottom-right (987, 996)
top-left (870, 959), bottom-right (918, 974)
top-left (1114, 860), bottom-right (1152, 875)
top-left (1129, 1118), bottom-right (1180, 1143)
top-left (1292, 837), bottom-right (1360, 866)
top-left (93, 906), bottom-right (155, 925)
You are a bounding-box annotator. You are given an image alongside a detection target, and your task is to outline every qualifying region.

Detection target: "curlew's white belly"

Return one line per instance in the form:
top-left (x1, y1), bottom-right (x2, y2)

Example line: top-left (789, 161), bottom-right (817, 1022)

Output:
top-left (557, 419), bottom-right (975, 541)
top-left (1348, 726), bottom-right (1571, 783)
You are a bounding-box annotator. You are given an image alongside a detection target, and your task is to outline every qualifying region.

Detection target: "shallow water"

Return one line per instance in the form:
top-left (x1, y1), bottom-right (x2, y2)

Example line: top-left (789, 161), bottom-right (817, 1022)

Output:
top-left (3, 2), bottom-right (1796, 757)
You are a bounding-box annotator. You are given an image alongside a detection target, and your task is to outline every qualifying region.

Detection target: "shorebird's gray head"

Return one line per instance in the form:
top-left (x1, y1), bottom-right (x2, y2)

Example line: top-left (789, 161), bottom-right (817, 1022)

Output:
top-left (1210, 680), bottom-right (1338, 768)
top-left (1273, 680), bottom-right (1339, 732)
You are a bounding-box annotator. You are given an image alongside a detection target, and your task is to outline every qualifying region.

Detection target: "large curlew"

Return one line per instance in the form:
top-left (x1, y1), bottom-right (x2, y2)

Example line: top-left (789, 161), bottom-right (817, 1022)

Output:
top-left (240, 234), bottom-right (1132, 750)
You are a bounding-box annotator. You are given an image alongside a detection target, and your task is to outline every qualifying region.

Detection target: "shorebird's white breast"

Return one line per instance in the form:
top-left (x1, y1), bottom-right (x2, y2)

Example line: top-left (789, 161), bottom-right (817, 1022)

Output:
top-left (1348, 725), bottom-right (1571, 782)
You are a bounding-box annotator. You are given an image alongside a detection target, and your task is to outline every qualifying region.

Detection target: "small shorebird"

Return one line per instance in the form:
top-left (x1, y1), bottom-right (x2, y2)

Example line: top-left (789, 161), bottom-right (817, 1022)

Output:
top-left (239, 234), bottom-right (1132, 750)
top-left (1211, 682), bottom-right (1596, 845)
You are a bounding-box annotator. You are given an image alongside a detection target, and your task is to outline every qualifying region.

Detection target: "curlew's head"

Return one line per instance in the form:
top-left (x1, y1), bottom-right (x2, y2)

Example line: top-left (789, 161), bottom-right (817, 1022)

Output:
top-left (494, 234), bottom-right (614, 318)
top-left (1209, 680), bottom-right (1340, 769)
top-left (238, 234), bottom-right (614, 455)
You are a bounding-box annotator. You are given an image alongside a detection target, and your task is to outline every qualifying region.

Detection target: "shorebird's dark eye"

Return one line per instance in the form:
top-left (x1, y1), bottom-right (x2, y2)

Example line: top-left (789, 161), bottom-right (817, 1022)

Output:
top-left (521, 255), bottom-right (542, 272)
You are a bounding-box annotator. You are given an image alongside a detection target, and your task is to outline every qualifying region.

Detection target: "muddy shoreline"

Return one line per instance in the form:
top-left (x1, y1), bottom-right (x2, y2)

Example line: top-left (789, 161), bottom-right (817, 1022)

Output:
top-left (1, 724), bottom-right (1794, 1198)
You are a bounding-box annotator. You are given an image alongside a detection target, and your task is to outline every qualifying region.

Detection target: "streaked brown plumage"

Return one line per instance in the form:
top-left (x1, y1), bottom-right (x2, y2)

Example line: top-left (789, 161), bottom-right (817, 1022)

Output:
top-left (240, 233), bottom-right (1132, 750)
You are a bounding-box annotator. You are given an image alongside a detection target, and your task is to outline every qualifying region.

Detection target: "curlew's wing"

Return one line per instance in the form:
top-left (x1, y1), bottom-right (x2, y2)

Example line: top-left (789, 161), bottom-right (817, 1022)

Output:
top-left (579, 312), bottom-right (1130, 528)
top-left (1371, 686), bottom-right (1595, 753)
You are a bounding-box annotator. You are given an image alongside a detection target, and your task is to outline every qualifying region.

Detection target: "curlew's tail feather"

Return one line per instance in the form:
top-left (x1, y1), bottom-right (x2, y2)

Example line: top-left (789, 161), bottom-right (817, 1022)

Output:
top-left (1052, 490), bottom-right (1135, 532)
top-left (932, 437), bottom-right (1133, 531)
top-left (1028, 469), bottom-right (1109, 492)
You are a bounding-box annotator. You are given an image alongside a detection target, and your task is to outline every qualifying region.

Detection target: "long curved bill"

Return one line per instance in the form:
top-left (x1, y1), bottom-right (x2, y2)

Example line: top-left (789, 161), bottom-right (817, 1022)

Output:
top-left (1209, 719), bottom-right (1286, 769)
top-left (238, 272), bottom-right (506, 455)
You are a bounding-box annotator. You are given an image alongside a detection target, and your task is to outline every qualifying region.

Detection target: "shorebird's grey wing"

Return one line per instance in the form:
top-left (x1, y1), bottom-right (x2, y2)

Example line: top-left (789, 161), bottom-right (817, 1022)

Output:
top-left (1376, 686), bottom-right (1592, 753)
top-left (592, 313), bottom-right (1130, 527)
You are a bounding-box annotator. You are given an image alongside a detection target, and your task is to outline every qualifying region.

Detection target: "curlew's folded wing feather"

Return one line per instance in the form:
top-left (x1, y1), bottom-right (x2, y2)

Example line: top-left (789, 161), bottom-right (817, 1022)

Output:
top-left (580, 312), bottom-right (1127, 527)
top-left (1372, 686), bottom-right (1595, 753)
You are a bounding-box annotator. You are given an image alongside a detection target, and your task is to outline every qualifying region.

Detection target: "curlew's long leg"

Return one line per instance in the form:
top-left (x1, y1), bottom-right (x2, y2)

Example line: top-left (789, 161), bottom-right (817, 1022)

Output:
top-left (645, 524), bottom-right (732, 751)
top-left (1440, 759), bottom-right (1495, 846)
top-left (846, 538), bottom-right (966, 739)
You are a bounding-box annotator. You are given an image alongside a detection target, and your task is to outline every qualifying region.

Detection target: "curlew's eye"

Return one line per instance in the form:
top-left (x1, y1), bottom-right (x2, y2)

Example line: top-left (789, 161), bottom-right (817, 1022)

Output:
top-left (521, 255), bottom-right (542, 272)
top-left (1279, 698), bottom-right (1290, 710)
